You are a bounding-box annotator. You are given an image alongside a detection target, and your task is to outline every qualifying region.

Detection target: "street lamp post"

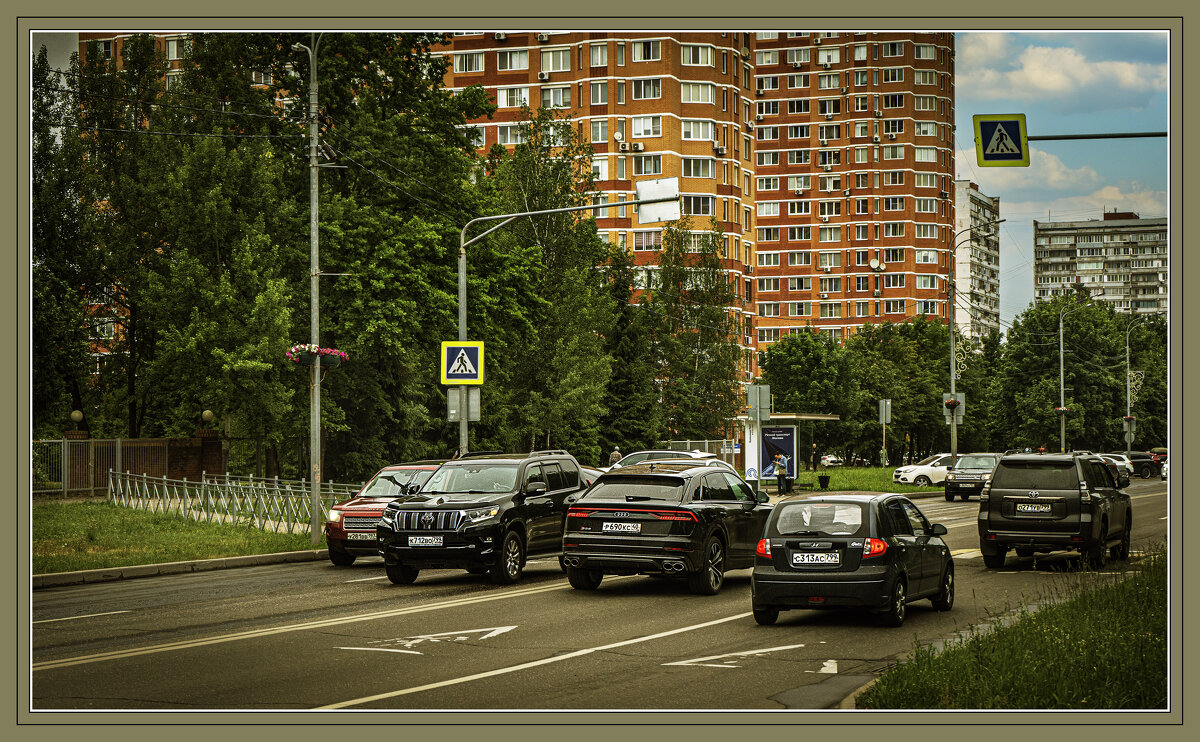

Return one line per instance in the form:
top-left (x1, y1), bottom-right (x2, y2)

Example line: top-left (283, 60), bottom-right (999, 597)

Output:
top-left (946, 218), bottom-right (1004, 457)
top-left (455, 180), bottom-right (680, 454)
top-left (1124, 315), bottom-right (1147, 455)
top-left (1057, 298), bottom-right (1092, 453)
top-left (293, 34), bottom-right (324, 544)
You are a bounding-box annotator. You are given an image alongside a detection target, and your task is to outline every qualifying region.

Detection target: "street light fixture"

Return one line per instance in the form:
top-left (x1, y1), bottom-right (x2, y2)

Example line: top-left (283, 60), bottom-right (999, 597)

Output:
top-left (1057, 297), bottom-right (1092, 453)
top-left (946, 218), bottom-right (1004, 456)
top-left (293, 33), bottom-right (326, 544)
top-left (454, 178), bottom-right (680, 454)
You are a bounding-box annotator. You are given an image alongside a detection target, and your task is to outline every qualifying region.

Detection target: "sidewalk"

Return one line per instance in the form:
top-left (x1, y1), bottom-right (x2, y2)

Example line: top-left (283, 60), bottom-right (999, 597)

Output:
top-left (33, 548), bottom-right (330, 589)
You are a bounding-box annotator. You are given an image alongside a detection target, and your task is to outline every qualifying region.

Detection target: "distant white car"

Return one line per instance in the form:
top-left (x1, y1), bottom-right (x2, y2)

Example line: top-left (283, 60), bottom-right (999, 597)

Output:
top-left (601, 449), bottom-right (716, 473)
top-left (820, 454), bottom-right (844, 467)
top-left (1161, 460), bottom-right (1168, 480)
top-left (892, 453), bottom-right (958, 486)
top-left (1099, 454), bottom-right (1134, 477)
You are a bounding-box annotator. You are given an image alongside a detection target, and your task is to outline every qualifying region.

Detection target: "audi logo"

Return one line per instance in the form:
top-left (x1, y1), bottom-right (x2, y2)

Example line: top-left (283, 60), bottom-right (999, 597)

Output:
top-left (613, 512), bottom-right (630, 518)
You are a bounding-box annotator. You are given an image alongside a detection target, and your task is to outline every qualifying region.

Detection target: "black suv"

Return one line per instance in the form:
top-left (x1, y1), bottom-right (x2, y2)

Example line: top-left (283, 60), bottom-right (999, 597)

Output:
top-left (1114, 450), bottom-right (1160, 479)
top-left (561, 462), bottom-right (772, 595)
top-left (376, 450), bottom-right (586, 585)
top-left (978, 452), bottom-right (1132, 569)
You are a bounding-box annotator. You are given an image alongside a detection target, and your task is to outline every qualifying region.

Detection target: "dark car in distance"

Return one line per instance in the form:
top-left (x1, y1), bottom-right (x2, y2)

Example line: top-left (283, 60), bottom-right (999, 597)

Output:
top-left (750, 494), bottom-right (953, 627)
top-left (324, 461), bottom-right (445, 566)
top-left (561, 462), bottom-right (772, 595)
top-left (944, 453), bottom-right (999, 501)
top-left (375, 450), bottom-right (587, 585)
top-left (978, 452), bottom-right (1132, 568)
top-left (1112, 450), bottom-right (1160, 479)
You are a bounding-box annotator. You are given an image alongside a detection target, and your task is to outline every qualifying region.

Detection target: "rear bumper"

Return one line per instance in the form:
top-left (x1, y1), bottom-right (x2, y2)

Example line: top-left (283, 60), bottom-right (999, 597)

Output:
top-left (561, 535), bottom-right (698, 574)
top-left (751, 564), bottom-right (894, 610)
top-left (979, 529), bottom-right (1093, 551)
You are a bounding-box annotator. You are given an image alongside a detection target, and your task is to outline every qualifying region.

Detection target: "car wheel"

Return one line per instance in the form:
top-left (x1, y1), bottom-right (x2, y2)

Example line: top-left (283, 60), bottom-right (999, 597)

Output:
top-left (1086, 522), bottom-right (1109, 568)
top-left (1111, 518), bottom-right (1132, 561)
top-left (1140, 465), bottom-right (1152, 479)
top-left (982, 551), bottom-right (1007, 569)
top-left (328, 547), bottom-right (356, 566)
top-left (490, 530), bottom-right (525, 585)
top-left (881, 577), bottom-right (907, 627)
top-left (914, 475), bottom-right (932, 487)
top-left (753, 607), bottom-right (779, 626)
top-left (944, 492), bottom-right (954, 501)
top-left (566, 566), bottom-right (603, 590)
top-left (687, 535), bottom-right (726, 595)
top-left (931, 565), bottom-right (954, 611)
top-left (385, 563), bottom-right (419, 585)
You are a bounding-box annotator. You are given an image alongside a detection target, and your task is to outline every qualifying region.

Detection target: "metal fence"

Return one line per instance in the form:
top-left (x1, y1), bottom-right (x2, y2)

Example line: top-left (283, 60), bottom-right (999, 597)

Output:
top-left (33, 439), bottom-right (171, 497)
top-left (107, 471), bottom-right (364, 535)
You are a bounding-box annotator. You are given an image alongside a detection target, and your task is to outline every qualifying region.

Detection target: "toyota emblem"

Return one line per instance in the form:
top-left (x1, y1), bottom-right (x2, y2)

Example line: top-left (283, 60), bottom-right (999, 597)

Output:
top-left (421, 512), bottom-right (435, 526)
top-left (1027, 490), bottom-right (1040, 498)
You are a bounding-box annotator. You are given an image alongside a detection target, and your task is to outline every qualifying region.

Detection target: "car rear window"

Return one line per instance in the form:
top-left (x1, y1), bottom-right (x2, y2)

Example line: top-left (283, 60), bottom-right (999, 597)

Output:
top-left (990, 460), bottom-right (1078, 489)
top-left (581, 476), bottom-right (687, 503)
top-left (769, 501), bottom-right (867, 537)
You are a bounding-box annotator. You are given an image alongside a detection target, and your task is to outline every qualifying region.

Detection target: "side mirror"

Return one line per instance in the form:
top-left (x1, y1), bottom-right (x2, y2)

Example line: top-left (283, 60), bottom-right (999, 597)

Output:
top-left (525, 481), bottom-right (548, 497)
top-left (406, 483), bottom-right (422, 495)
top-left (930, 523), bottom-right (948, 536)
top-left (756, 491), bottom-right (770, 504)
top-left (1118, 474), bottom-right (1130, 489)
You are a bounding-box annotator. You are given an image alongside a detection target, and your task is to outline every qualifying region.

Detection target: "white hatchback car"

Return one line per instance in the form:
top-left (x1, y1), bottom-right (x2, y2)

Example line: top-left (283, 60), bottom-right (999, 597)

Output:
top-left (602, 449), bottom-right (716, 472)
top-left (892, 453), bottom-right (958, 486)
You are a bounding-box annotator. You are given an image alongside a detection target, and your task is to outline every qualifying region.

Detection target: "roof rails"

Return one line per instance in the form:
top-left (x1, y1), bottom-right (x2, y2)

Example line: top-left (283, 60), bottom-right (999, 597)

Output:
top-left (456, 450), bottom-right (505, 459)
top-left (530, 449), bottom-right (572, 458)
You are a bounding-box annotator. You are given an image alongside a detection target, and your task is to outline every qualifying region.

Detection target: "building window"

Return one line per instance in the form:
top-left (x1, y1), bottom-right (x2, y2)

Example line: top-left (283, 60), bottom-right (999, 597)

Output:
top-left (914, 146), bottom-right (937, 162)
top-left (757, 201), bottom-right (780, 217)
top-left (882, 145), bottom-right (904, 160)
top-left (915, 198), bottom-right (936, 213)
top-left (818, 251), bottom-right (841, 269)
top-left (914, 172), bottom-right (937, 187)
top-left (914, 70), bottom-right (937, 85)
top-left (541, 86), bottom-right (571, 109)
top-left (788, 100), bottom-right (810, 116)
top-left (541, 48), bottom-right (570, 72)
top-left (759, 328), bottom-right (782, 343)
top-left (818, 226), bottom-right (840, 243)
top-left (819, 277), bottom-right (842, 293)
top-left (591, 119), bottom-right (608, 143)
top-left (682, 157), bottom-right (714, 179)
top-left (788, 200), bottom-right (811, 216)
top-left (590, 82), bottom-right (607, 105)
top-left (885, 300), bottom-right (905, 314)
top-left (788, 227), bottom-right (812, 241)
top-left (632, 40), bottom-right (660, 61)
top-left (818, 201), bottom-right (841, 217)
top-left (497, 125), bottom-right (526, 145)
top-left (166, 37), bottom-right (190, 60)
top-left (914, 95), bottom-right (936, 111)
top-left (682, 119), bottom-right (716, 140)
top-left (454, 52), bottom-right (485, 73)
top-left (758, 278), bottom-right (780, 292)
top-left (914, 44), bottom-right (936, 59)
top-left (915, 225), bottom-right (937, 240)
top-left (820, 302), bottom-right (841, 318)
top-left (884, 197), bottom-right (904, 211)
top-left (590, 43), bottom-right (608, 67)
top-left (498, 50), bottom-right (529, 70)
top-left (680, 82), bottom-right (715, 103)
top-left (758, 228), bottom-right (780, 242)
top-left (884, 222), bottom-right (905, 237)
top-left (756, 176), bottom-right (779, 191)
top-left (790, 302), bottom-right (811, 317)
top-left (633, 230), bottom-right (662, 250)
top-left (882, 67), bottom-right (904, 83)
top-left (756, 126), bottom-right (779, 141)
top-left (788, 150), bottom-right (810, 165)
top-left (759, 302), bottom-right (781, 317)
top-left (883, 93), bottom-right (904, 108)
top-left (916, 275), bottom-right (939, 289)
top-left (633, 154), bottom-right (662, 175)
top-left (884, 274), bottom-right (905, 288)
top-left (632, 78), bottom-right (661, 99)
top-left (682, 44), bottom-right (714, 66)
top-left (497, 87), bottom-right (528, 107)
top-left (884, 248), bottom-right (905, 263)
top-left (682, 195), bottom-right (713, 215)
top-left (757, 151), bottom-right (780, 166)
top-left (591, 158), bottom-right (608, 182)
top-left (632, 115), bottom-right (661, 137)
top-left (788, 252), bottom-right (811, 267)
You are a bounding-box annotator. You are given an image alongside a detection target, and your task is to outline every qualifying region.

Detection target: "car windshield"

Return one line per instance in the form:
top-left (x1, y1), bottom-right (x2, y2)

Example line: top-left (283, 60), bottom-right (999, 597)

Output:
top-left (770, 502), bottom-right (866, 537)
top-left (358, 469), bottom-right (433, 498)
top-left (990, 460), bottom-right (1078, 489)
top-left (955, 455), bottom-right (997, 469)
top-left (421, 463), bottom-right (519, 497)
top-left (580, 476), bottom-right (686, 503)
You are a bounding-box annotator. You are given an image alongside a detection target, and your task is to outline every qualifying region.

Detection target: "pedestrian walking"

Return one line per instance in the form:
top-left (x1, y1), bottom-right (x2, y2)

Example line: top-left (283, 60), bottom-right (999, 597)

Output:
top-left (811, 442), bottom-right (821, 471)
top-left (608, 447), bottom-right (622, 466)
top-left (774, 453), bottom-right (789, 494)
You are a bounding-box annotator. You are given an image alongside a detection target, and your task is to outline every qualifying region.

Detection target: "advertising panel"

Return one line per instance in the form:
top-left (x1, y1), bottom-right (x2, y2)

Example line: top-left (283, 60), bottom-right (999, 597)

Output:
top-left (762, 427), bottom-right (797, 478)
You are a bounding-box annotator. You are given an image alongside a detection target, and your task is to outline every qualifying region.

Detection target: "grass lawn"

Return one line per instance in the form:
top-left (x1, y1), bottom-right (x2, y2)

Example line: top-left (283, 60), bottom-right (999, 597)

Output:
top-left (32, 500), bottom-right (323, 574)
top-left (855, 549), bottom-right (1167, 709)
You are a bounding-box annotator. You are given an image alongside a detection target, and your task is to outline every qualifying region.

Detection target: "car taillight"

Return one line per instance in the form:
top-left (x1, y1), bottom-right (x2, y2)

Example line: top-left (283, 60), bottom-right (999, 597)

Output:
top-left (1079, 483), bottom-right (1091, 502)
top-left (756, 538), bottom-right (772, 558)
top-left (654, 511), bottom-right (698, 521)
top-left (862, 538), bottom-right (887, 558)
top-left (567, 509), bottom-right (589, 517)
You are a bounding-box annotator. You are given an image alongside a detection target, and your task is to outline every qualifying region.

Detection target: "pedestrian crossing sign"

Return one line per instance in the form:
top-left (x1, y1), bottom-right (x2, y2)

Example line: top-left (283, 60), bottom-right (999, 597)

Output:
top-left (440, 341), bottom-right (484, 385)
top-left (973, 114), bottom-right (1029, 167)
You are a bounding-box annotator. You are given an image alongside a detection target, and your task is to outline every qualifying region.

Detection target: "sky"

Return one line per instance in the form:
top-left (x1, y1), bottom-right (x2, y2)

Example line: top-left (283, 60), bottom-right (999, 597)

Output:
top-left (950, 31), bottom-right (1170, 330)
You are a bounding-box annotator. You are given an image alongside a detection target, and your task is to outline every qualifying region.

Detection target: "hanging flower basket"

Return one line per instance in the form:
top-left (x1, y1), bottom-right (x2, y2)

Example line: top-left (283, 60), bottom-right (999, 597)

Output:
top-left (944, 399), bottom-right (961, 409)
top-left (286, 343), bottom-right (348, 368)
top-left (1054, 406), bottom-right (1071, 414)
top-left (1122, 415), bottom-right (1136, 422)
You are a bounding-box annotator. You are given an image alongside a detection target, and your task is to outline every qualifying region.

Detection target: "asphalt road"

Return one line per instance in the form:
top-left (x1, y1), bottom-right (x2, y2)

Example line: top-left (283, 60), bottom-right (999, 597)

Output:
top-left (31, 479), bottom-right (1167, 711)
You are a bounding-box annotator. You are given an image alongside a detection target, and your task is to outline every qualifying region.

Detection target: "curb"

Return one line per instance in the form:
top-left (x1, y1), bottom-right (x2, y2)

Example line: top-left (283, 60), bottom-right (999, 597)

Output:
top-left (33, 549), bottom-right (329, 589)
top-left (837, 676), bottom-right (881, 709)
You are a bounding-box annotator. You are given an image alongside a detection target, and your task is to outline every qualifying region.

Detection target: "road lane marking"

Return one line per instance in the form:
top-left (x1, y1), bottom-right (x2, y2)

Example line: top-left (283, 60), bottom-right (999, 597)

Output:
top-left (33, 610), bottom-right (131, 624)
top-left (32, 580), bottom-right (592, 672)
top-left (345, 575), bottom-right (390, 583)
top-left (951, 549), bottom-right (981, 559)
top-left (337, 647), bottom-right (422, 655)
top-left (663, 643), bottom-right (806, 668)
top-left (317, 612), bottom-right (753, 709)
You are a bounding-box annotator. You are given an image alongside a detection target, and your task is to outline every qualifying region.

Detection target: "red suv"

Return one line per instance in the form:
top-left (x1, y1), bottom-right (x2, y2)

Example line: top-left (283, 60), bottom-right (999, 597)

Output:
top-left (324, 461), bottom-right (445, 566)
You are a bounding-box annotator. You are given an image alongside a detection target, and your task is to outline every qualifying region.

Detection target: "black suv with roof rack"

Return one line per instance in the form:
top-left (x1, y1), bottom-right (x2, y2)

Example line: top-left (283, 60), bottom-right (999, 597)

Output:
top-left (375, 450), bottom-right (587, 585)
top-left (978, 451), bottom-right (1132, 569)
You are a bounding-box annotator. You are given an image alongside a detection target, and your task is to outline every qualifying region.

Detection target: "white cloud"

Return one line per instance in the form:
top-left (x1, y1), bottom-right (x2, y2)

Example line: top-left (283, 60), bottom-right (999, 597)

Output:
top-left (956, 35), bottom-right (1168, 112)
top-left (1001, 186), bottom-right (1167, 223)
top-left (955, 147), bottom-right (1102, 192)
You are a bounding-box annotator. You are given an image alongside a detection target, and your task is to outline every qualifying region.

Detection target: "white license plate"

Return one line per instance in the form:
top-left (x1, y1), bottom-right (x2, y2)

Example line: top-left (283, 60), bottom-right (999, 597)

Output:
top-left (1016, 503), bottom-right (1052, 514)
top-left (602, 522), bottom-right (641, 534)
top-left (346, 532), bottom-right (376, 541)
top-left (408, 535), bottom-right (444, 546)
top-left (792, 552), bottom-right (840, 565)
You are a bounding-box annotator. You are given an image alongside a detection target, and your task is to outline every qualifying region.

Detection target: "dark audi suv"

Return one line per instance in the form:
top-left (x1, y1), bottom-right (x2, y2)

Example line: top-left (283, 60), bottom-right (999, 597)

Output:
top-left (561, 462), bottom-right (772, 595)
top-left (978, 452), bottom-right (1132, 568)
top-left (376, 450), bottom-right (586, 585)
top-left (750, 494), bottom-right (953, 627)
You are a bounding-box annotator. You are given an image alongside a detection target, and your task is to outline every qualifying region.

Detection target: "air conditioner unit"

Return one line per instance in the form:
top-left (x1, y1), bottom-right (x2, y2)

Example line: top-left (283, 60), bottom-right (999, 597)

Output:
top-left (820, 293), bottom-right (828, 298)
top-left (819, 139), bottom-right (828, 146)
top-left (823, 266), bottom-right (832, 272)
top-left (821, 216), bottom-right (830, 223)
top-left (873, 290), bottom-right (881, 297)
top-left (746, 122), bottom-right (755, 131)
top-left (872, 135), bottom-right (880, 143)
top-left (940, 191), bottom-right (950, 199)
top-left (874, 110), bottom-right (882, 117)
top-left (822, 62), bottom-right (832, 69)
top-left (887, 133), bottom-right (896, 140)
top-left (537, 71), bottom-right (550, 81)
top-left (714, 145), bottom-right (727, 155)
top-left (825, 113), bottom-right (834, 120)
top-left (840, 87), bottom-right (847, 93)
top-left (794, 189), bottom-right (805, 196)
top-left (618, 142), bottom-right (630, 152)
top-left (494, 32), bottom-right (507, 41)
top-left (814, 37), bottom-right (822, 44)
top-left (756, 114), bottom-right (764, 121)
top-left (792, 62), bottom-right (803, 69)
top-left (631, 142), bottom-right (644, 152)
top-left (755, 88), bottom-right (764, 96)
top-left (843, 189), bottom-right (851, 196)
top-left (823, 164), bottom-right (832, 171)
top-left (536, 33), bottom-right (550, 42)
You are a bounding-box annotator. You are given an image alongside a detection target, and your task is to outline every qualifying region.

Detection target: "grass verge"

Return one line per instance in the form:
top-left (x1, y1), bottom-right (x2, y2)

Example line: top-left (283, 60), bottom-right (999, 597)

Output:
top-left (855, 549), bottom-right (1167, 709)
top-left (780, 466), bottom-right (942, 495)
top-left (33, 500), bottom-right (323, 574)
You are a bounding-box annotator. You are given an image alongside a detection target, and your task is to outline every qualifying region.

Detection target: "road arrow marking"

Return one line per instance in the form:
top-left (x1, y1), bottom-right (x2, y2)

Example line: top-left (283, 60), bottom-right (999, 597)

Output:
top-left (662, 643), bottom-right (807, 668)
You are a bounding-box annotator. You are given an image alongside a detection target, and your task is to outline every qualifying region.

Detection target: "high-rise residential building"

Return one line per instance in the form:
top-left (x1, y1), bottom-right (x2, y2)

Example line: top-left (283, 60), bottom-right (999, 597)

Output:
top-left (952, 180), bottom-right (1001, 342)
top-left (440, 31), bottom-right (957, 373)
top-left (1033, 211), bottom-right (1168, 315)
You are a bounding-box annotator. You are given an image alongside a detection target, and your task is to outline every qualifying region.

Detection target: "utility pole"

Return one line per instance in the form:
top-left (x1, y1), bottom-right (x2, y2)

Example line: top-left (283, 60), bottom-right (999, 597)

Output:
top-left (293, 34), bottom-right (324, 544)
top-left (1057, 299), bottom-right (1091, 453)
top-left (1125, 315), bottom-right (1146, 455)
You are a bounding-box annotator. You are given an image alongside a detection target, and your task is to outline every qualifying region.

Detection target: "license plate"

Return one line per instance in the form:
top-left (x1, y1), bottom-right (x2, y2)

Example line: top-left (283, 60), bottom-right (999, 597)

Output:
top-left (792, 552), bottom-right (840, 565)
top-left (408, 535), bottom-right (443, 546)
top-left (602, 522), bottom-right (641, 534)
top-left (346, 532), bottom-right (375, 541)
top-left (1016, 503), bottom-right (1052, 514)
